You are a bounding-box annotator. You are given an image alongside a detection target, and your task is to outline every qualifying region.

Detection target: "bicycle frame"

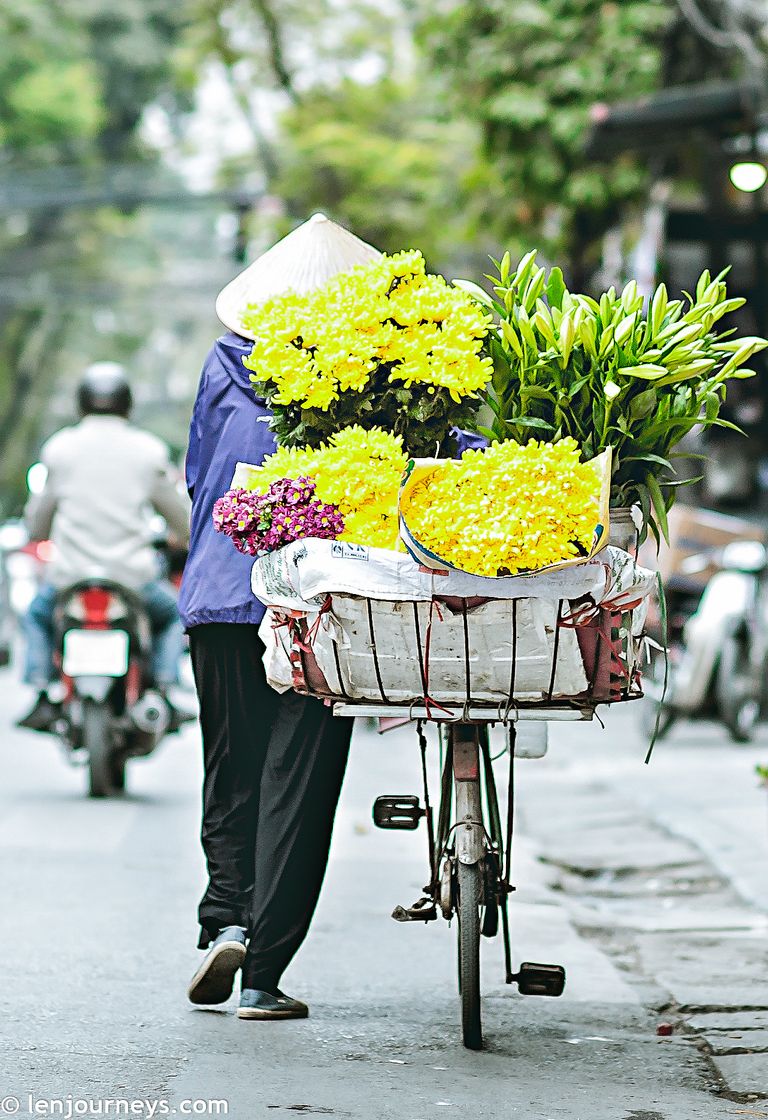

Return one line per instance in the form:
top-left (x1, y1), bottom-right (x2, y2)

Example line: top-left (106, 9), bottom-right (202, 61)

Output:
top-left (431, 724), bottom-right (512, 963)
top-left (353, 706), bottom-right (572, 1048)
top-left (451, 724), bottom-right (486, 866)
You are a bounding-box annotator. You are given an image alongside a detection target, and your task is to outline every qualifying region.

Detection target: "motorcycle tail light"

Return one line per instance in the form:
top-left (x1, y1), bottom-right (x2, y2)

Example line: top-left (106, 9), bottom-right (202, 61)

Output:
top-left (104, 596), bottom-right (129, 622)
top-left (73, 588), bottom-right (129, 625)
top-left (80, 588), bottom-right (110, 627)
top-left (34, 540), bottom-right (56, 563)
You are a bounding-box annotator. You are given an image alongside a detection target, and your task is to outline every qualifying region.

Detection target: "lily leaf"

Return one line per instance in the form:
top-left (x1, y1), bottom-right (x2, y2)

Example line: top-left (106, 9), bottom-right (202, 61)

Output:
top-left (711, 417), bottom-right (746, 435)
top-left (628, 388), bottom-right (657, 420)
top-left (522, 385), bottom-right (557, 403)
top-left (546, 266), bottom-right (566, 311)
top-left (624, 453), bottom-right (673, 472)
top-left (665, 475), bottom-right (703, 488)
top-left (704, 391), bottom-right (720, 423)
top-left (453, 279), bottom-right (495, 308)
top-left (647, 473), bottom-right (670, 544)
top-left (616, 364), bottom-right (667, 379)
top-left (507, 415), bottom-right (554, 431)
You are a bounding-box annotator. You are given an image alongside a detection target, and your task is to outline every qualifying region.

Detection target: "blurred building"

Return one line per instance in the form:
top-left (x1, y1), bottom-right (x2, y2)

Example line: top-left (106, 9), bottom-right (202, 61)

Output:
top-left (586, 67), bottom-right (768, 507)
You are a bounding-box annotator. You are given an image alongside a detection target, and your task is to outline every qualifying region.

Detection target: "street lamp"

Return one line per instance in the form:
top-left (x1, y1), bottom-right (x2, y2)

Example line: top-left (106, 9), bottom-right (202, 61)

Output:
top-left (729, 160), bottom-right (768, 192)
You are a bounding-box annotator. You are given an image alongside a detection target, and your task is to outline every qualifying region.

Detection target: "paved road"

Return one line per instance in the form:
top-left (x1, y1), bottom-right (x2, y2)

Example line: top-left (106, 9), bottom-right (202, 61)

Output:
top-left (0, 661), bottom-right (766, 1119)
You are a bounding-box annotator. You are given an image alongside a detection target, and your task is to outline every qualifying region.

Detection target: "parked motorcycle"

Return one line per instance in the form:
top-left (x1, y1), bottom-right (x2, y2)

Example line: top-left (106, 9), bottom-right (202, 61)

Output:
top-left (51, 579), bottom-right (176, 797)
top-left (642, 539), bottom-right (768, 743)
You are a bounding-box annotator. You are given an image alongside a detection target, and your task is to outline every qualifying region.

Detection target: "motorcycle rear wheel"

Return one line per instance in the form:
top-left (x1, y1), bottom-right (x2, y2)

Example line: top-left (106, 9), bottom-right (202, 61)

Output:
top-left (84, 701), bottom-right (116, 798)
top-left (110, 755), bottom-right (127, 791)
top-left (717, 632), bottom-right (760, 744)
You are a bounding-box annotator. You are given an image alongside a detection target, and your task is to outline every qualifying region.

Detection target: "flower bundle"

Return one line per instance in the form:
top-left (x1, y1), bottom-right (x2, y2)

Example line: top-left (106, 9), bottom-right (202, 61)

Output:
top-left (213, 476), bottom-right (344, 556)
top-left (241, 425), bottom-right (407, 551)
top-left (466, 251), bottom-right (768, 542)
top-left (400, 438), bottom-right (602, 577)
top-left (241, 250), bottom-right (492, 456)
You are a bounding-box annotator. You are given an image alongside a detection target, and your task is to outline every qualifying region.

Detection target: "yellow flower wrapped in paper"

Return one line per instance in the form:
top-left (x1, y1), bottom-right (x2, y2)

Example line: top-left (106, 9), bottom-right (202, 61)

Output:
top-left (400, 438), bottom-right (604, 577)
top-left (243, 425), bottom-right (407, 551)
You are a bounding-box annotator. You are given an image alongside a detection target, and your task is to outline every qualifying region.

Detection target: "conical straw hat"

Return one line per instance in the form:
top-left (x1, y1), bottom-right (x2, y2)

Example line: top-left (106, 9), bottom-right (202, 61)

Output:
top-left (216, 212), bottom-right (382, 340)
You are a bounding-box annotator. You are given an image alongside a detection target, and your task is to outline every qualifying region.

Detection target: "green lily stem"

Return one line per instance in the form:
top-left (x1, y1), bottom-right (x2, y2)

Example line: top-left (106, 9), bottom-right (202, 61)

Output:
top-left (601, 396), bottom-right (612, 446)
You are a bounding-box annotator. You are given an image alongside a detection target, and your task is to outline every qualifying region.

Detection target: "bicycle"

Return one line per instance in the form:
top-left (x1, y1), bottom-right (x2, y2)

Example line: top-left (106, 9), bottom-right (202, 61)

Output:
top-left (334, 701), bottom-right (584, 1049)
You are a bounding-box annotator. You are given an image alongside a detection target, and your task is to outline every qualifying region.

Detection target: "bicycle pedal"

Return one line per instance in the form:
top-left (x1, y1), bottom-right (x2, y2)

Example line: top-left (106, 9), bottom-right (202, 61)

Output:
top-left (513, 962), bottom-right (566, 997)
top-left (391, 898), bottom-right (437, 923)
top-left (373, 795), bottom-right (424, 830)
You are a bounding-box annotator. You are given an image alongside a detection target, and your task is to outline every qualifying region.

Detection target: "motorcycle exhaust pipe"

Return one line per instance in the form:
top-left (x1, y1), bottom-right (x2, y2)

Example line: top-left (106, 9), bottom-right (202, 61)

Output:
top-left (129, 690), bottom-right (170, 736)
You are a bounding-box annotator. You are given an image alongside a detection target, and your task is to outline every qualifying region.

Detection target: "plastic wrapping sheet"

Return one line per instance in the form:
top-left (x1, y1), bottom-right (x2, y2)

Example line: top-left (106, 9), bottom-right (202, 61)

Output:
top-left (251, 538), bottom-right (622, 611)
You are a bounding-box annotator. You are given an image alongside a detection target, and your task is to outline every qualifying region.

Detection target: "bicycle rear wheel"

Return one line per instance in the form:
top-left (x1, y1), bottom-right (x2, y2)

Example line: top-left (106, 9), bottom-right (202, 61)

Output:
top-left (457, 860), bottom-right (482, 1050)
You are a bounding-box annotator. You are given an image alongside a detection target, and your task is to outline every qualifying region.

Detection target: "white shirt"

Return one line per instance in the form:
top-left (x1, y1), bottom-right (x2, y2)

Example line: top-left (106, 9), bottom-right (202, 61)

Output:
top-left (24, 415), bottom-right (190, 590)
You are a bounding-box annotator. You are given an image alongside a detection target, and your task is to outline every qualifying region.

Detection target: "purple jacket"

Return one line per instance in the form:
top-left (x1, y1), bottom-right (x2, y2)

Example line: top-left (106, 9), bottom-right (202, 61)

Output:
top-left (179, 331), bottom-right (487, 629)
top-left (179, 333), bottom-right (276, 628)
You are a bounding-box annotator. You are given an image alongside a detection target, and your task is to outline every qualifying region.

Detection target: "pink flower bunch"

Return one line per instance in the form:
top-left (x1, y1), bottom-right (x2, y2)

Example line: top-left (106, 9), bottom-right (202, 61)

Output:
top-left (212, 476), bottom-right (344, 556)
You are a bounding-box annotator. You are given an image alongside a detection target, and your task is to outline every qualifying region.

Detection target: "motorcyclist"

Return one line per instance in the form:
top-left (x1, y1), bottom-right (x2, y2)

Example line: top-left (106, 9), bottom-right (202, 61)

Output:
top-left (17, 362), bottom-right (191, 731)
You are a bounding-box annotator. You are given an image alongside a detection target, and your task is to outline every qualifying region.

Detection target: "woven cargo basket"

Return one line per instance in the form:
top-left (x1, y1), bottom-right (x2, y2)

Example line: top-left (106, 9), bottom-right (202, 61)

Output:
top-left (265, 592), bottom-right (642, 717)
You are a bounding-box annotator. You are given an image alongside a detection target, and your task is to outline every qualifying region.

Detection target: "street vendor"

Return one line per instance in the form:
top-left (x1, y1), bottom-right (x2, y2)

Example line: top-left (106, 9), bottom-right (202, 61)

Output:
top-left (179, 215), bottom-right (380, 1021)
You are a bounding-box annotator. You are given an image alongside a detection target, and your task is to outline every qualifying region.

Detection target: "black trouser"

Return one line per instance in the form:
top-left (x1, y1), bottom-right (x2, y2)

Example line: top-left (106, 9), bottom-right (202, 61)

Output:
top-left (189, 624), bottom-right (352, 992)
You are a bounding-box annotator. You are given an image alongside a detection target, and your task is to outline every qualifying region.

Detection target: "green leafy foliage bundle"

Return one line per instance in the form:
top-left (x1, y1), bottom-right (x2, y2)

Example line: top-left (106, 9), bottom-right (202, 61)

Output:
top-left (464, 251), bottom-right (767, 541)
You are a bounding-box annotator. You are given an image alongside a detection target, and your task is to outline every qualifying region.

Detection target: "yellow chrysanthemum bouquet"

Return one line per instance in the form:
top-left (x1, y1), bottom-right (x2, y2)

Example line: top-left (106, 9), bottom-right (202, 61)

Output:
top-left (240, 426), bottom-right (407, 552)
top-left (240, 250), bottom-right (492, 458)
top-left (400, 438), bottom-right (610, 577)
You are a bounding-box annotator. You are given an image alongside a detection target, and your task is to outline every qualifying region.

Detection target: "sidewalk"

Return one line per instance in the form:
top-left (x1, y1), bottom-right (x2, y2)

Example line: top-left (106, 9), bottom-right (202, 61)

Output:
top-left (516, 704), bottom-right (768, 1100)
top-left (631, 720), bottom-right (767, 914)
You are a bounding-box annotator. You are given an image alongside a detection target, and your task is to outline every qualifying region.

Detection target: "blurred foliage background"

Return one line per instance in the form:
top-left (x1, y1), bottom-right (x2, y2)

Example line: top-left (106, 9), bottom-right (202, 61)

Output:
top-left (0, 0), bottom-right (764, 510)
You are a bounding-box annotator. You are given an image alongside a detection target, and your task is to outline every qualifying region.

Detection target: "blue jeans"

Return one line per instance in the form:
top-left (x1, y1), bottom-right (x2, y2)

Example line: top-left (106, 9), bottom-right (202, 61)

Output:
top-left (23, 581), bottom-right (184, 689)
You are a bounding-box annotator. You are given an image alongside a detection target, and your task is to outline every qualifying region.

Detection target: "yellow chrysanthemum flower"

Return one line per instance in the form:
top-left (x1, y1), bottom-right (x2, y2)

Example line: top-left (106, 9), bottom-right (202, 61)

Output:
top-left (244, 426), bottom-right (408, 551)
top-left (241, 251), bottom-right (492, 411)
top-left (401, 438), bottom-right (602, 577)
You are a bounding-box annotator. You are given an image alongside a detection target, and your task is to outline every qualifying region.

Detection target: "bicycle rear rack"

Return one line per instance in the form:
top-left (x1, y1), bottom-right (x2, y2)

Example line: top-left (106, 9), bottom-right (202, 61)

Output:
top-left (335, 702), bottom-right (594, 722)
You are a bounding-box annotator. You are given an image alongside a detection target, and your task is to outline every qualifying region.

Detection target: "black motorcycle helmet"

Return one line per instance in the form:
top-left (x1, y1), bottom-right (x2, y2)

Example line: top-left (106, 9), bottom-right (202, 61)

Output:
top-left (77, 362), bottom-right (132, 418)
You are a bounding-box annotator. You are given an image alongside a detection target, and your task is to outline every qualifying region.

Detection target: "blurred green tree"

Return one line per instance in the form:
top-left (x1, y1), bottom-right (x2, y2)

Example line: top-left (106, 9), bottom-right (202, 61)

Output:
top-left (180, 0), bottom-right (733, 274)
top-left (0, 0), bottom-right (188, 510)
top-left (176, 0), bottom-right (491, 269)
top-left (0, 1), bottom-right (185, 158)
top-left (176, 0), bottom-right (400, 180)
top-left (273, 78), bottom-right (478, 263)
top-left (413, 0), bottom-right (674, 270)
top-left (0, 3), bottom-right (102, 152)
